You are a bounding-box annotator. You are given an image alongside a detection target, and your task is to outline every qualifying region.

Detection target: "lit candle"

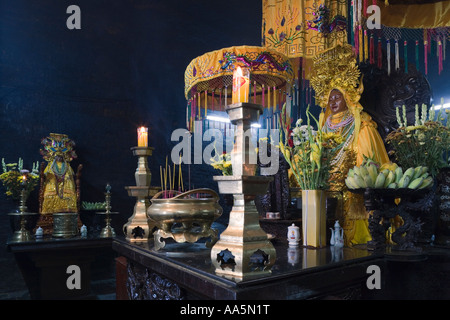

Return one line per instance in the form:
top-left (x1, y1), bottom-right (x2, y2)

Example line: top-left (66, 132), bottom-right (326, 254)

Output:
top-left (137, 126), bottom-right (148, 147)
top-left (232, 66), bottom-right (250, 104)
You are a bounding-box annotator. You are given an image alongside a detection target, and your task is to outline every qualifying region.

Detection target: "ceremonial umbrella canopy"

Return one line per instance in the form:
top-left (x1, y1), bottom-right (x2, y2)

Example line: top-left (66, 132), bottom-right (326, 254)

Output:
top-left (184, 45), bottom-right (295, 132)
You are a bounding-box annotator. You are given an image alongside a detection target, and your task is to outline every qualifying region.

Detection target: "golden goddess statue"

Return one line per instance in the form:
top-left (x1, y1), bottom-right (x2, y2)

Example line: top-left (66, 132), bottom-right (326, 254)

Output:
top-left (310, 44), bottom-right (390, 246)
top-left (37, 133), bottom-right (82, 233)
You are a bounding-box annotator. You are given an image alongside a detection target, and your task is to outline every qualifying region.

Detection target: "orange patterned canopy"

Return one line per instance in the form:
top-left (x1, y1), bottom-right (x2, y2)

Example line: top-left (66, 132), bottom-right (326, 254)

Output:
top-left (184, 45), bottom-right (294, 103)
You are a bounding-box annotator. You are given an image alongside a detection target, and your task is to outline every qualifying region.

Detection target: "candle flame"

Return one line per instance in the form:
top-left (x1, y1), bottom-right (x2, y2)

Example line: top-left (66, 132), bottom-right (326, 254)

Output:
top-left (235, 66), bottom-right (243, 77)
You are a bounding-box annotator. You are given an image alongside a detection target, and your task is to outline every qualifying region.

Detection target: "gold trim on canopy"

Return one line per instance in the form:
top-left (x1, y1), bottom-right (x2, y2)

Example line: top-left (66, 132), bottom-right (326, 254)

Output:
top-left (184, 45), bottom-right (294, 101)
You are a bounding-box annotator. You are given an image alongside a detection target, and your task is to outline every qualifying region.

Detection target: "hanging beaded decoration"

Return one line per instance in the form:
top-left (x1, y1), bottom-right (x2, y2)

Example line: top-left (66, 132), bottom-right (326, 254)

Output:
top-left (324, 111), bottom-right (356, 169)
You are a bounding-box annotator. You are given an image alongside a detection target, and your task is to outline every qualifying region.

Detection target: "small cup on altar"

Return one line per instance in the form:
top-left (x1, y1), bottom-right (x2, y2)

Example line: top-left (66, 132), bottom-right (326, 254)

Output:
top-left (35, 226), bottom-right (43, 239)
top-left (137, 126), bottom-right (148, 147)
top-left (232, 66), bottom-right (250, 104)
top-left (266, 212), bottom-right (275, 219)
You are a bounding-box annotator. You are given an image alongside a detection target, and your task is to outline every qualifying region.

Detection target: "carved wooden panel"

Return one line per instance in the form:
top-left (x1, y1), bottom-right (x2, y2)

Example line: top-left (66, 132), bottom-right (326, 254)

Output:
top-left (359, 56), bottom-right (432, 144)
top-left (126, 261), bottom-right (185, 300)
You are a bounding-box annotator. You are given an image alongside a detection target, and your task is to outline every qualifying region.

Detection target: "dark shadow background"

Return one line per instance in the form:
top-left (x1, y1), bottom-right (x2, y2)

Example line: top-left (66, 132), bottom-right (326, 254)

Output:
top-left (0, 0), bottom-right (261, 297)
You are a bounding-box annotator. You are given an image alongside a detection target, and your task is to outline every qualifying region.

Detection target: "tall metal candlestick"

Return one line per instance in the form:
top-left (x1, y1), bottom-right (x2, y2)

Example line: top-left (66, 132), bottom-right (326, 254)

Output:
top-left (8, 183), bottom-right (37, 242)
top-left (211, 102), bottom-right (276, 279)
top-left (123, 146), bottom-right (159, 242)
top-left (98, 183), bottom-right (118, 238)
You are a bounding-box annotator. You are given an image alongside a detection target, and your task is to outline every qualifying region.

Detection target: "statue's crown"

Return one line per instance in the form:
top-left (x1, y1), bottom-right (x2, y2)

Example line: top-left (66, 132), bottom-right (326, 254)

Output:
top-left (310, 44), bottom-right (363, 109)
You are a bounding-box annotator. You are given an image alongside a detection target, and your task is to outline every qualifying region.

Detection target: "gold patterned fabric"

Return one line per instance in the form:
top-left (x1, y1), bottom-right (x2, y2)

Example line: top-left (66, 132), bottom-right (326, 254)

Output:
top-left (262, 0), bottom-right (348, 60)
top-left (380, 1), bottom-right (450, 28)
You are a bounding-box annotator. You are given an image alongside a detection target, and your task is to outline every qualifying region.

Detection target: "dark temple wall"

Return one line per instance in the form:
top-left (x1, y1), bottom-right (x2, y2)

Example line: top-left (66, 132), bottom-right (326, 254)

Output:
top-left (0, 0), bottom-right (262, 237)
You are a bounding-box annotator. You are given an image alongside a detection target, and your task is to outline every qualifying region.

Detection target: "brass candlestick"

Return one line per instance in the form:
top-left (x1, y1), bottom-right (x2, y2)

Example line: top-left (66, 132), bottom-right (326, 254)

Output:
top-left (211, 102), bottom-right (276, 280)
top-left (8, 184), bottom-right (37, 242)
top-left (123, 147), bottom-right (159, 242)
top-left (98, 184), bottom-right (118, 238)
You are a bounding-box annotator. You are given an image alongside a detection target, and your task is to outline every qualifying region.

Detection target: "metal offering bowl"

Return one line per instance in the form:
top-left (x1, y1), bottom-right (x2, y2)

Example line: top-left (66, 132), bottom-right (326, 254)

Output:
top-left (147, 188), bottom-right (223, 250)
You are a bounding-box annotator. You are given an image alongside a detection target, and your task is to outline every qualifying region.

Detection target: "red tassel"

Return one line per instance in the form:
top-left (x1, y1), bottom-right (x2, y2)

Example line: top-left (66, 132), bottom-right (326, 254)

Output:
top-left (262, 85), bottom-right (265, 108)
top-left (354, 25), bottom-right (359, 58)
top-left (377, 39), bottom-right (382, 68)
top-left (364, 0), bottom-right (368, 17)
top-left (428, 31), bottom-right (431, 54)
top-left (370, 34), bottom-right (375, 64)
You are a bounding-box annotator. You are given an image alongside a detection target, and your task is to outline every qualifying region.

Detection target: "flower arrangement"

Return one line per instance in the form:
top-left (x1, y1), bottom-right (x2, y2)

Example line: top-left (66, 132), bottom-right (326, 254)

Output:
top-left (1, 158), bottom-right (40, 200)
top-left (279, 105), bottom-right (343, 190)
top-left (385, 104), bottom-right (450, 177)
top-left (209, 146), bottom-right (232, 176)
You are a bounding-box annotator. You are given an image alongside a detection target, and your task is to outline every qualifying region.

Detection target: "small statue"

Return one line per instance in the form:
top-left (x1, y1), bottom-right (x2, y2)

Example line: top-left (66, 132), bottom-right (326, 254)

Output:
top-left (36, 133), bottom-right (82, 234)
top-left (330, 220), bottom-right (344, 247)
top-left (39, 133), bottom-right (80, 213)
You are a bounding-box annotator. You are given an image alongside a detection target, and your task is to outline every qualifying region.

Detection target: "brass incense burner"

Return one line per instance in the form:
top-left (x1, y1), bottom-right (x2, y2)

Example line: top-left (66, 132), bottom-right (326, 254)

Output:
top-left (52, 212), bottom-right (78, 238)
top-left (147, 189), bottom-right (222, 251)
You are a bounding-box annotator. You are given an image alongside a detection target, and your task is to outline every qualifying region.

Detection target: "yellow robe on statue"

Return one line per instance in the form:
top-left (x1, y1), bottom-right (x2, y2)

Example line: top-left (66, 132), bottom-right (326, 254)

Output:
top-left (41, 161), bottom-right (78, 214)
top-left (333, 111), bottom-right (390, 246)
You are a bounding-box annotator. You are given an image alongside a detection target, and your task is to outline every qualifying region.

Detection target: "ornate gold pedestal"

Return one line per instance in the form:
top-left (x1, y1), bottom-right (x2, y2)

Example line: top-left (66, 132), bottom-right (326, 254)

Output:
top-left (211, 102), bottom-right (276, 279)
top-left (123, 147), bottom-right (159, 242)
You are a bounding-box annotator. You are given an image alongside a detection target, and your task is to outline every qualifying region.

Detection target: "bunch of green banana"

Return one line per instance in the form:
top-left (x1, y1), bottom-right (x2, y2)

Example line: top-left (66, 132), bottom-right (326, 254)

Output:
top-left (389, 165), bottom-right (433, 190)
top-left (345, 163), bottom-right (433, 190)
